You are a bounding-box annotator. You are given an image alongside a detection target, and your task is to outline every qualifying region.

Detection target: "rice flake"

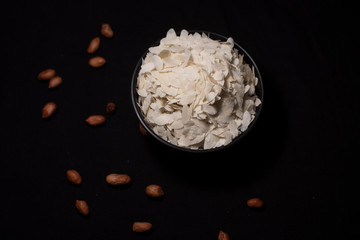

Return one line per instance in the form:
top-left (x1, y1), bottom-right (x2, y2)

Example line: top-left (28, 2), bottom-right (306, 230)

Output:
top-left (136, 29), bottom-right (261, 150)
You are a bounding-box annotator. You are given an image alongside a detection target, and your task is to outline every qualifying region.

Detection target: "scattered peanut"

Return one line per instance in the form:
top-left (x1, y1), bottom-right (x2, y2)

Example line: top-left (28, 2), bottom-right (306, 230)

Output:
top-left (106, 173), bottom-right (131, 185)
top-left (42, 102), bottom-right (57, 119)
top-left (132, 222), bottom-right (152, 233)
top-left (218, 230), bottom-right (230, 240)
top-left (66, 169), bottom-right (82, 185)
top-left (145, 184), bottom-right (164, 198)
top-left (75, 200), bottom-right (89, 216)
top-left (106, 102), bottom-right (116, 114)
top-left (88, 56), bottom-right (106, 68)
top-left (247, 198), bottom-right (264, 208)
top-left (87, 37), bottom-right (100, 54)
top-left (48, 76), bottom-right (62, 89)
top-left (101, 23), bottom-right (114, 38)
top-left (139, 123), bottom-right (149, 136)
top-left (38, 69), bottom-right (56, 81)
top-left (86, 115), bottom-right (106, 126)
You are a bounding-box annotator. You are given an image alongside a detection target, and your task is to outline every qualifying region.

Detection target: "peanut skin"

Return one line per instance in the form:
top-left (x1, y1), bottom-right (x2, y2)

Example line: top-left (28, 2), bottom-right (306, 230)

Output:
top-left (218, 230), bottom-right (230, 240)
top-left (132, 222), bottom-right (152, 233)
top-left (88, 56), bottom-right (106, 68)
top-left (75, 200), bottom-right (89, 216)
top-left (247, 198), bottom-right (264, 208)
top-left (42, 102), bottom-right (57, 118)
top-left (86, 115), bottom-right (106, 126)
top-left (106, 102), bottom-right (116, 114)
top-left (106, 173), bottom-right (131, 185)
top-left (145, 184), bottom-right (164, 198)
top-left (101, 23), bottom-right (114, 38)
top-left (38, 69), bottom-right (56, 81)
top-left (66, 169), bottom-right (82, 185)
top-left (48, 76), bottom-right (62, 89)
top-left (139, 124), bottom-right (149, 137)
top-left (87, 37), bottom-right (100, 54)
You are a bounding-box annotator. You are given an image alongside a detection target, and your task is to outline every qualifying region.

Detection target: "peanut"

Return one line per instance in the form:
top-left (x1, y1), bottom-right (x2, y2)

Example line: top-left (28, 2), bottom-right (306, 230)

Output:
top-left (218, 230), bottom-right (230, 240)
top-left (42, 102), bottom-right (57, 119)
top-left (139, 123), bottom-right (149, 137)
top-left (145, 184), bottom-right (164, 198)
top-left (101, 23), bottom-right (114, 38)
top-left (106, 102), bottom-right (116, 114)
top-left (88, 56), bottom-right (106, 68)
top-left (106, 173), bottom-right (131, 185)
top-left (247, 198), bottom-right (264, 208)
top-left (87, 37), bottom-right (100, 54)
top-left (75, 200), bottom-right (89, 216)
top-left (132, 222), bottom-right (152, 233)
top-left (38, 69), bottom-right (56, 81)
top-left (66, 169), bottom-right (82, 185)
top-left (48, 76), bottom-right (62, 89)
top-left (86, 115), bottom-right (106, 126)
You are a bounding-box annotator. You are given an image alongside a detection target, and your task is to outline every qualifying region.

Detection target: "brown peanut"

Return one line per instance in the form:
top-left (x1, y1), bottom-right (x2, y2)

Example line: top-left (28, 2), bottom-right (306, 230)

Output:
top-left (42, 102), bottom-right (57, 119)
top-left (145, 184), bottom-right (164, 198)
top-left (48, 76), bottom-right (62, 89)
top-left (139, 124), bottom-right (149, 137)
top-left (66, 169), bottom-right (82, 185)
top-left (132, 222), bottom-right (152, 233)
top-left (75, 200), bottom-right (89, 216)
top-left (86, 115), bottom-right (106, 126)
top-left (38, 69), bottom-right (56, 81)
top-left (87, 37), bottom-right (100, 54)
top-left (88, 56), bottom-right (106, 68)
top-left (106, 173), bottom-right (131, 185)
top-left (101, 23), bottom-right (114, 38)
top-left (106, 102), bottom-right (116, 114)
top-left (218, 230), bottom-right (230, 240)
top-left (247, 198), bottom-right (264, 208)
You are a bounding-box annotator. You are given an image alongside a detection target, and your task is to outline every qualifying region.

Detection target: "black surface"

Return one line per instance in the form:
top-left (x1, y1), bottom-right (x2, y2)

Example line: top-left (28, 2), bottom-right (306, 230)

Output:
top-left (1, 0), bottom-right (359, 239)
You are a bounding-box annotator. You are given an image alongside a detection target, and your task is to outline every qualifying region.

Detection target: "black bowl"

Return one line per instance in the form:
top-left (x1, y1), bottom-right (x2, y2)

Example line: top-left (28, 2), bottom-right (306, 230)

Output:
top-left (131, 30), bottom-right (264, 153)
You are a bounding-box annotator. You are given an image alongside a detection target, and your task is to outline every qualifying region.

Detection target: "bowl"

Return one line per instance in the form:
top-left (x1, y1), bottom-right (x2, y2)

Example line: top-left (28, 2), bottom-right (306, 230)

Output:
top-left (131, 30), bottom-right (264, 153)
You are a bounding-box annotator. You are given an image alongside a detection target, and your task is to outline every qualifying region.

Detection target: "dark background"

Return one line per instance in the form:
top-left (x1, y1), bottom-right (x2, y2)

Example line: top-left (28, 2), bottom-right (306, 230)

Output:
top-left (1, 0), bottom-right (358, 239)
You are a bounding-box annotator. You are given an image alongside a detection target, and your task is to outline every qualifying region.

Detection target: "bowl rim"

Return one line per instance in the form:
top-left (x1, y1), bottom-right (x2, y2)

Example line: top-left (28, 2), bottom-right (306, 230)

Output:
top-left (131, 30), bottom-right (264, 153)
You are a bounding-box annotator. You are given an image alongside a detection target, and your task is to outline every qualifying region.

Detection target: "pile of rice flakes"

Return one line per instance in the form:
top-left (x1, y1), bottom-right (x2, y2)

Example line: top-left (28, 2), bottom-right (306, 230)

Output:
top-left (137, 29), bottom-right (261, 150)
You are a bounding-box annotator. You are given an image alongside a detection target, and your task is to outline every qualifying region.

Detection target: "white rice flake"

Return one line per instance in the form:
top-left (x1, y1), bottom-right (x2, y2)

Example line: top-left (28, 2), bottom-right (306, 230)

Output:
top-left (153, 114), bottom-right (175, 126)
top-left (139, 62), bottom-right (155, 75)
top-left (136, 29), bottom-right (261, 150)
top-left (151, 55), bottom-right (163, 71)
top-left (137, 89), bottom-right (147, 97)
top-left (241, 110), bottom-right (251, 132)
